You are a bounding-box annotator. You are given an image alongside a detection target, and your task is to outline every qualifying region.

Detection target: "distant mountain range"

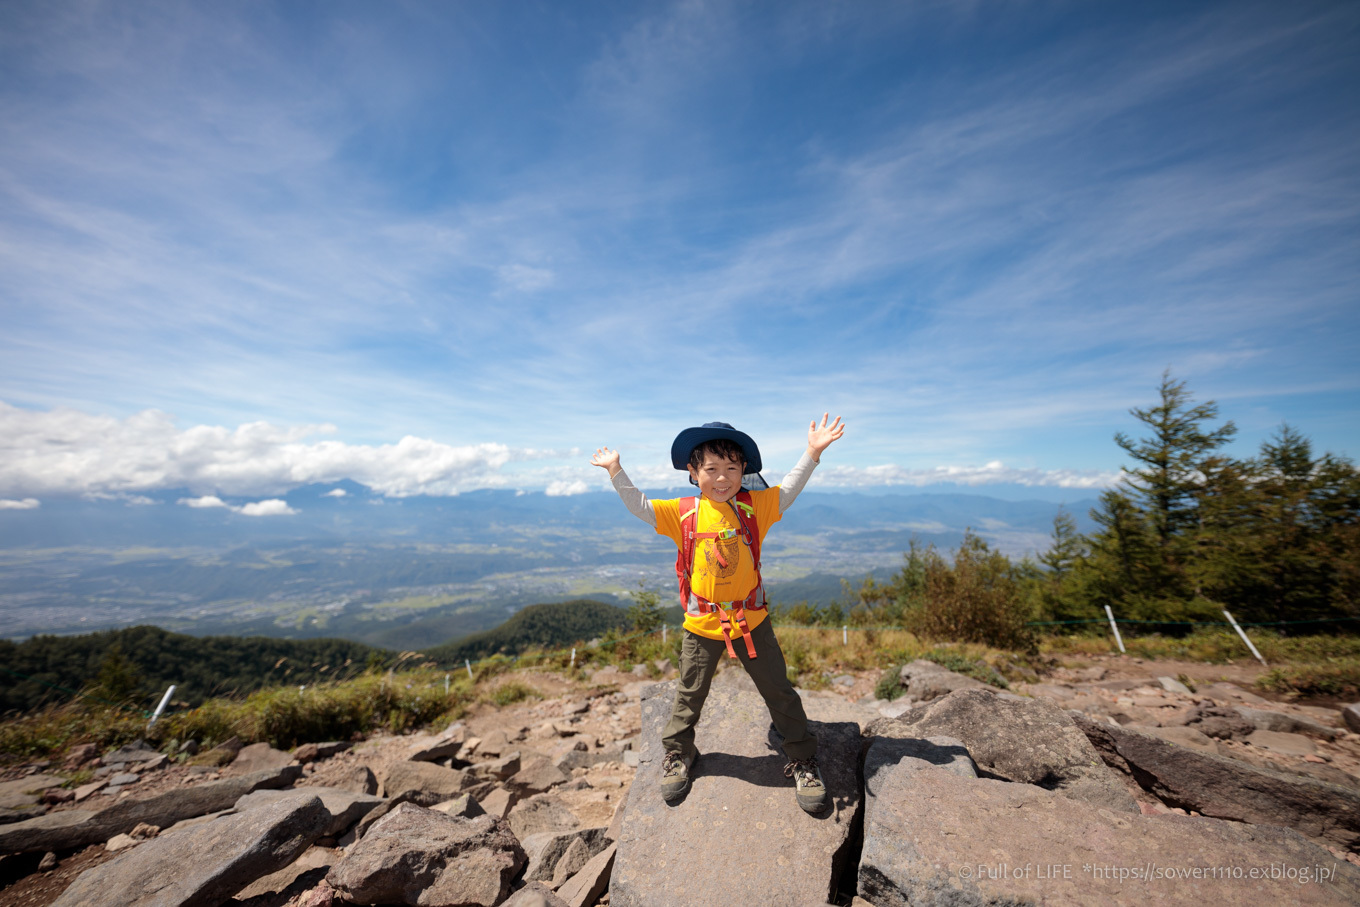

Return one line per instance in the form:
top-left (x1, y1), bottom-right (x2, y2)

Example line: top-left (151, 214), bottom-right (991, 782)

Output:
top-left (0, 482), bottom-right (1097, 644)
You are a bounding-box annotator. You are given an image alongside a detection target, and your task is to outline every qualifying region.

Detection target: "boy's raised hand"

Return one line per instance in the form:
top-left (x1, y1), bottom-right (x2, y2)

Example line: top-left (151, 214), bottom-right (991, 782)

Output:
top-left (807, 413), bottom-right (845, 460)
top-left (591, 446), bottom-right (622, 478)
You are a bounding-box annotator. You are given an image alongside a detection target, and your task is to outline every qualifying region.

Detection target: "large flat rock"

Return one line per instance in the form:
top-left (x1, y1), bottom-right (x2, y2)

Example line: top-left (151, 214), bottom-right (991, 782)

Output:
top-left (858, 737), bottom-right (1360, 906)
top-left (869, 688), bottom-right (1138, 814)
top-left (610, 680), bottom-right (862, 907)
top-left (1074, 712), bottom-right (1360, 849)
top-left (52, 793), bottom-right (329, 907)
top-left (0, 766), bottom-right (301, 854)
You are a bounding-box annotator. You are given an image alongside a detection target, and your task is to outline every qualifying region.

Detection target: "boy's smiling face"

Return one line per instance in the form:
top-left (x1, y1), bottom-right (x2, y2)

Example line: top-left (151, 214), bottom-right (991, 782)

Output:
top-left (688, 451), bottom-right (744, 503)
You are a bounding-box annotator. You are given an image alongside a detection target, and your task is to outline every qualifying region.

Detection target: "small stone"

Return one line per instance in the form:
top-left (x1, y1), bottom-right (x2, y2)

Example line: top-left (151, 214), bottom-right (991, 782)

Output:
top-left (38, 852), bottom-right (57, 871)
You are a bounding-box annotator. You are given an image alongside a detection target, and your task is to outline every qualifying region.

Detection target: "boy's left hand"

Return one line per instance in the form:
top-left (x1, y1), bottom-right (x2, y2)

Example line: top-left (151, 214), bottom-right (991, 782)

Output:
top-left (807, 413), bottom-right (845, 460)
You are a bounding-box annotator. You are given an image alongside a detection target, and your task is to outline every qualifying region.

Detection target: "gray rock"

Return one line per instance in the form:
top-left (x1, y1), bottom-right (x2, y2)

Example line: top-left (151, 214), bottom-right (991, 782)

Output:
top-left (0, 765), bottom-right (301, 854)
top-left (189, 736), bottom-right (243, 767)
top-left (521, 826), bottom-right (612, 882)
top-left (382, 761), bottom-right (469, 806)
top-left (230, 742), bottom-right (294, 774)
top-left (107, 772), bottom-right (140, 787)
top-left (857, 756), bottom-right (1360, 906)
top-left (1237, 706), bottom-right (1341, 740)
top-left (432, 793), bottom-right (486, 818)
top-left (870, 688), bottom-right (1138, 813)
top-left (0, 774), bottom-right (65, 809)
top-left (480, 787), bottom-right (517, 820)
top-left (877, 699), bottom-right (914, 719)
top-left (105, 741), bottom-right (162, 764)
top-left (864, 735), bottom-right (978, 786)
top-left (292, 741), bottom-right (352, 763)
top-left (1180, 704), bottom-right (1257, 739)
top-left (1073, 712), bottom-right (1360, 849)
top-left (1201, 681), bottom-right (1269, 704)
top-left (508, 794), bottom-right (580, 841)
top-left (405, 727), bottom-right (467, 763)
top-left (51, 793), bottom-right (328, 907)
top-left (551, 836), bottom-right (590, 887)
top-left (503, 881), bottom-right (570, 907)
top-left (231, 843), bottom-right (336, 902)
top-left (1143, 726), bottom-right (1218, 755)
top-left (234, 786), bottom-right (384, 837)
top-left (334, 764), bottom-right (378, 796)
top-left (1157, 675), bottom-right (1193, 695)
top-left (896, 659), bottom-right (995, 702)
top-left (556, 842), bottom-right (615, 907)
top-left (1343, 703), bottom-right (1360, 734)
top-left (508, 757), bottom-right (570, 795)
top-left (472, 751), bottom-right (522, 781)
top-left (475, 728), bottom-right (512, 757)
top-left (1026, 682), bottom-right (1077, 702)
top-left (1246, 728), bottom-right (1317, 757)
top-left (327, 803), bottom-right (526, 907)
top-left (610, 680), bottom-right (862, 907)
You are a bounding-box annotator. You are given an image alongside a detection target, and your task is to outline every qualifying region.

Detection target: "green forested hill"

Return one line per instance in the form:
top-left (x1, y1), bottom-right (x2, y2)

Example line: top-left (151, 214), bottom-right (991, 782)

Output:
top-left (0, 626), bottom-right (381, 714)
top-left (422, 599), bottom-right (630, 664)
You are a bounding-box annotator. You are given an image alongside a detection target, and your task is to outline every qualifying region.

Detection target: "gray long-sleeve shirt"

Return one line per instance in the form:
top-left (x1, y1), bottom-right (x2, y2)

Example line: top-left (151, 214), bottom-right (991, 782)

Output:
top-left (609, 450), bottom-right (820, 528)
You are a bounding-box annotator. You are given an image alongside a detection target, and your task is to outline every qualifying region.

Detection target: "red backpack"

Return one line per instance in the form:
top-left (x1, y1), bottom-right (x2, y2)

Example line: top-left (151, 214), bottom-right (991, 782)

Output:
top-left (675, 491), bottom-right (767, 660)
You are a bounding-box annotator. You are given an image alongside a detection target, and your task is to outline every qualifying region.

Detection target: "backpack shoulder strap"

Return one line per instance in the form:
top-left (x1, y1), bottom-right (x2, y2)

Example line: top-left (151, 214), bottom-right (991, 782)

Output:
top-left (733, 490), bottom-right (762, 570)
top-left (675, 497), bottom-right (699, 605)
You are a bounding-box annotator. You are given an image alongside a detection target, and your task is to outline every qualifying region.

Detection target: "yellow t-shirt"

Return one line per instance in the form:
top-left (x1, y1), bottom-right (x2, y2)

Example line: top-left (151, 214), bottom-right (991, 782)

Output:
top-left (653, 487), bottom-right (782, 640)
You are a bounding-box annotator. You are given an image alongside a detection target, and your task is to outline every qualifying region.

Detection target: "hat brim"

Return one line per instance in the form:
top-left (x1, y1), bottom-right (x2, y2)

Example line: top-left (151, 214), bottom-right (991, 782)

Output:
top-left (671, 425), bottom-right (762, 474)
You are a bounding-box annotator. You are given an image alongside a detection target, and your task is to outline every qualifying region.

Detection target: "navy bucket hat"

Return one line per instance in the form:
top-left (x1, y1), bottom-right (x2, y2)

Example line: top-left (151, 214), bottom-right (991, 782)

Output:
top-left (671, 422), bottom-right (763, 474)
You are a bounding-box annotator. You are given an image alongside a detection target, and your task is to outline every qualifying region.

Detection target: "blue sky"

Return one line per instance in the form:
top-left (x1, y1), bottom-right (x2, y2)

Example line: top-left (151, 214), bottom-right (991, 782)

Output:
top-left (1, 1), bottom-right (1357, 504)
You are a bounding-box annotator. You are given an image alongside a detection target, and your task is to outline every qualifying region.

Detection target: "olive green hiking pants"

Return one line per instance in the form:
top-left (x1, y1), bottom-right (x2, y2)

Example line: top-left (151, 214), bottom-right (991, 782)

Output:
top-left (661, 618), bottom-right (817, 762)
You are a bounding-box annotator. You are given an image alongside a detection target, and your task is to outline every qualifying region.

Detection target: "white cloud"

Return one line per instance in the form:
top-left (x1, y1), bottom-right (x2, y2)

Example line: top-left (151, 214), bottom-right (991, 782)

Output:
top-left (0, 497), bottom-right (40, 510)
top-left (812, 463), bottom-right (1119, 489)
top-left (0, 402), bottom-right (566, 498)
top-left (179, 495), bottom-right (229, 508)
top-left (545, 479), bottom-right (590, 497)
top-left (239, 499), bottom-right (297, 516)
top-left (323, 488), bottom-right (347, 497)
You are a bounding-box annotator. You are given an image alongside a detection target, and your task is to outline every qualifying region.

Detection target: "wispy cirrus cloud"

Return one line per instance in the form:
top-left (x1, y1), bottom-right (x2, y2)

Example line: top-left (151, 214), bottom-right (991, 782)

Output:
top-left (0, 1), bottom-right (1356, 480)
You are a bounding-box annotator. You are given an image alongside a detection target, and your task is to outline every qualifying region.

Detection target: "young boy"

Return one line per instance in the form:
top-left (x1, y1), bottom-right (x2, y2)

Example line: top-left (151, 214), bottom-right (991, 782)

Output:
top-left (591, 414), bottom-right (845, 813)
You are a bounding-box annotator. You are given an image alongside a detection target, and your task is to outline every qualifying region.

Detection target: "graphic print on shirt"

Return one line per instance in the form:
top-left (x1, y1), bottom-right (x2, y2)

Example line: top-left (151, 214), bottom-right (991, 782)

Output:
top-left (704, 533), bottom-right (740, 579)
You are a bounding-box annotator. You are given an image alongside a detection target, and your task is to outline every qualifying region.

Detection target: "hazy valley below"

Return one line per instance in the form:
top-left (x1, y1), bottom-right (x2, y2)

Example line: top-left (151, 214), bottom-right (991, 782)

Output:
top-left (0, 482), bottom-right (1095, 646)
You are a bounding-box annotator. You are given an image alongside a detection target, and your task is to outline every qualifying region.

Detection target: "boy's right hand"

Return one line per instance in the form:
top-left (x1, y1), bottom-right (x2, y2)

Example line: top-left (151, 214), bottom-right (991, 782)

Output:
top-left (591, 447), bottom-right (622, 478)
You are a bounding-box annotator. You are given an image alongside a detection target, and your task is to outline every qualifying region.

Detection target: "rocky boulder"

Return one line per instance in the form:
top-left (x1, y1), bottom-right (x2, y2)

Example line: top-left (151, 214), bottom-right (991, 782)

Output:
top-left (327, 803), bottom-right (525, 907)
top-left (508, 794), bottom-right (581, 840)
top-left (0, 765), bottom-right (301, 854)
top-left (230, 742), bottom-right (295, 774)
top-left (1176, 704), bottom-right (1255, 739)
top-left (1237, 706), bottom-right (1341, 740)
top-left (857, 741), bottom-right (1360, 906)
top-left (896, 660), bottom-right (997, 702)
top-left (1343, 703), bottom-right (1360, 734)
top-left (610, 680), bottom-right (862, 907)
top-left (521, 826), bottom-right (612, 883)
top-left (381, 761), bottom-right (469, 806)
top-left (1074, 712), bottom-right (1360, 849)
top-left (52, 792), bottom-right (329, 907)
top-left (234, 786), bottom-right (384, 837)
top-left (870, 688), bottom-right (1138, 813)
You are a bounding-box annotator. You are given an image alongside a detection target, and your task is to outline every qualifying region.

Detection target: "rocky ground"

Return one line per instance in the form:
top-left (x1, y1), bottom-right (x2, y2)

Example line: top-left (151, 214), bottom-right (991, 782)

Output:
top-left (0, 653), bottom-right (1358, 906)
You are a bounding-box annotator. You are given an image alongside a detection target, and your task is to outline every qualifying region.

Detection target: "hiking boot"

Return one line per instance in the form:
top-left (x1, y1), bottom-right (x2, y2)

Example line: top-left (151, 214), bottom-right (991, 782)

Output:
top-left (660, 750), bottom-right (695, 802)
top-left (785, 756), bottom-right (827, 813)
